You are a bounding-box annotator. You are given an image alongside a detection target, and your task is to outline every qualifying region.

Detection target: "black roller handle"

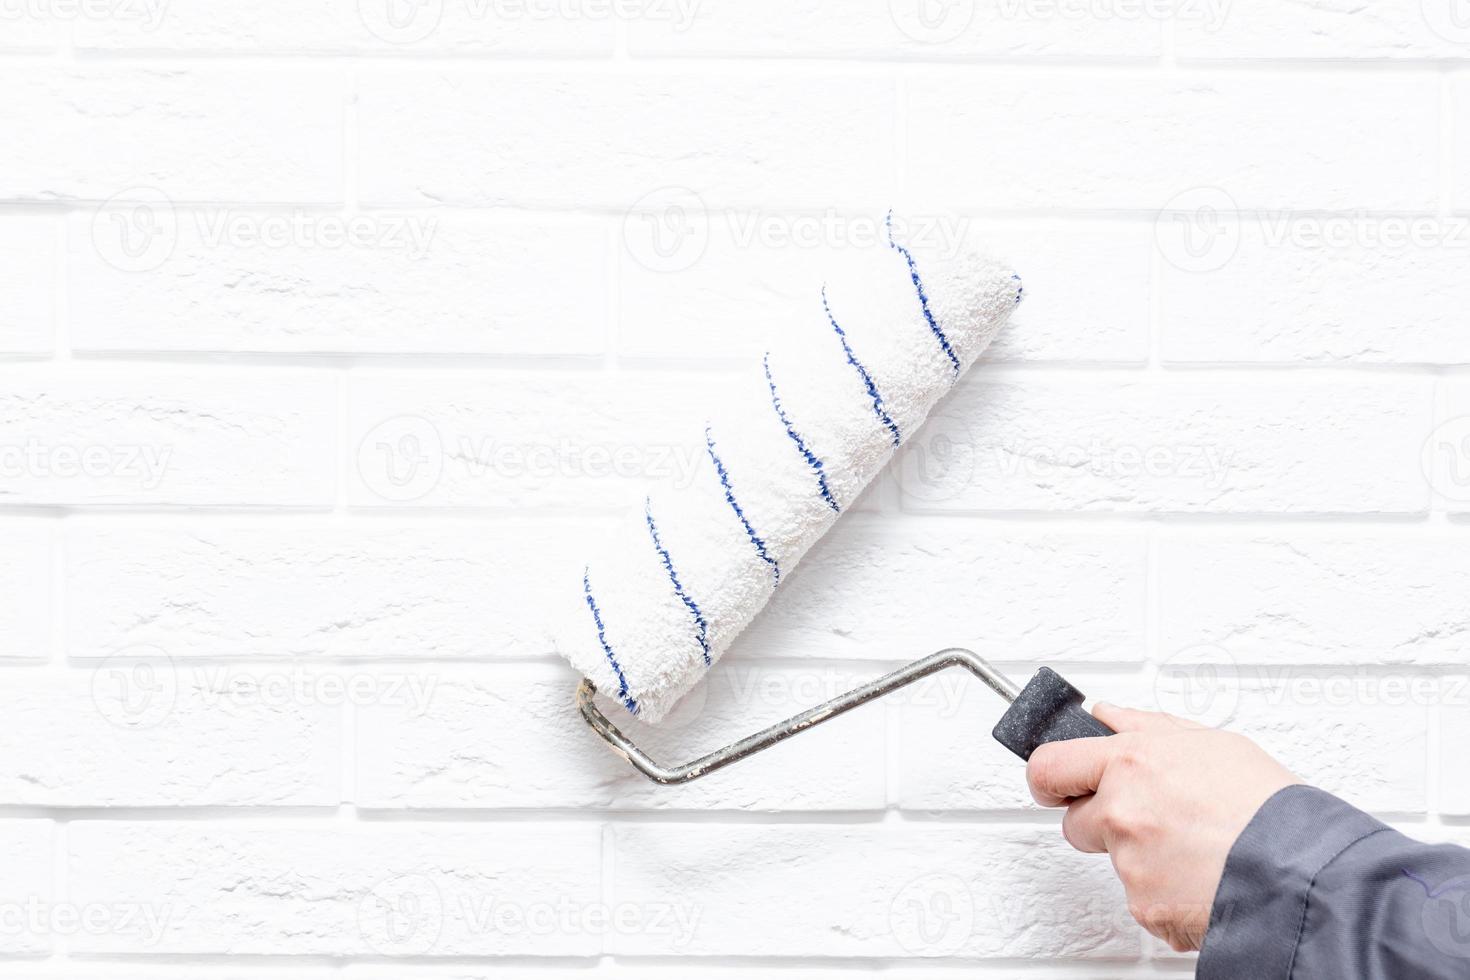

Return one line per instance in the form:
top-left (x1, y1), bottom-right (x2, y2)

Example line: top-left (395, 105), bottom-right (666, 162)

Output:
top-left (992, 666), bottom-right (1114, 761)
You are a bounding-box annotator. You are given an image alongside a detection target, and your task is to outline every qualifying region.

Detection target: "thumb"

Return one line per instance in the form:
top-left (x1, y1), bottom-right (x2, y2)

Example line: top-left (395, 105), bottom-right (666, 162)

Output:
top-left (1093, 701), bottom-right (1202, 733)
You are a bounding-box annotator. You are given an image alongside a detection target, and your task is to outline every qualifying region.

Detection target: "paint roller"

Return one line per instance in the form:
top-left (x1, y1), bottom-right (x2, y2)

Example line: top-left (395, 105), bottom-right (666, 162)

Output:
top-left (557, 213), bottom-right (1112, 783)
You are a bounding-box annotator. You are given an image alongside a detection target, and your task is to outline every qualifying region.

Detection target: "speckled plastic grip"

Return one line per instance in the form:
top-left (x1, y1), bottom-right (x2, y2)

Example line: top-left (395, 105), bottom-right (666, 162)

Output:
top-left (992, 667), bottom-right (1114, 761)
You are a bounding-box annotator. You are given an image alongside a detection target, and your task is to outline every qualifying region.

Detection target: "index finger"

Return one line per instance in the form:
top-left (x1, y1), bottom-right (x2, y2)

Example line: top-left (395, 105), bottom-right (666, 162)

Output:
top-left (1025, 735), bottom-right (1120, 808)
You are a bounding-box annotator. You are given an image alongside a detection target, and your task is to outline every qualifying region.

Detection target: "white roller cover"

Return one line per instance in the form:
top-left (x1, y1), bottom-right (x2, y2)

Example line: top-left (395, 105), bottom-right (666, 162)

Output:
top-left (556, 216), bottom-right (1021, 722)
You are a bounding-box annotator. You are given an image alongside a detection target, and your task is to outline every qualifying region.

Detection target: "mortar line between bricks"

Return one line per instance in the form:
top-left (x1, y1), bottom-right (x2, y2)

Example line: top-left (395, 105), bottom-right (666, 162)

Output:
top-left (36, 49), bottom-right (1470, 72)
top-left (30, 507), bottom-right (1470, 531)
top-left (1, 803), bottom-right (1429, 825)
top-left (32, 353), bottom-right (1470, 375)
top-left (55, 952), bottom-right (1186, 973)
top-left (35, 508), bottom-right (1470, 534)
top-left (20, 658), bottom-right (1462, 676)
top-left (17, 198), bottom-right (1470, 222)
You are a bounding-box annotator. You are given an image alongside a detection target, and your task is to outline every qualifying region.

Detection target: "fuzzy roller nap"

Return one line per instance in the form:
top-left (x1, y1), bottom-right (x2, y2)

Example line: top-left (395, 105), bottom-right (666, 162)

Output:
top-left (556, 216), bottom-right (1023, 723)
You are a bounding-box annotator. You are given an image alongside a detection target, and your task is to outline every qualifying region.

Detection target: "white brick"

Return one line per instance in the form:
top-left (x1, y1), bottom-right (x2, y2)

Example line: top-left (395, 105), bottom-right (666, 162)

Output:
top-left (0, 665), bottom-right (339, 806)
top-left (737, 517), bottom-right (1146, 662)
top-left (1434, 380), bottom-right (1470, 512)
top-left (67, 822), bottom-right (602, 955)
top-left (68, 211), bottom-right (607, 355)
top-left (357, 71), bottom-right (896, 209)
top-left (0, 9), bottom-right (58, 50)
top-left (0, 216), bottom-right (56, 354)
top-left (0, 366), bottom-right (335, 507)
top-left (1442, 683), bottom-right (1470, 815)
top-left (66, 521), bottom-right (597, 659)
top-left (0, 69), bottom-right (344, 203)
top-left (1161, 215), bottom-right (1470, 364)
top-left (0, 521), bottom-right (50, 660)
top-left (1214, 673), bottom-right (1429, 815)
top-left (609, 824), bottom-right (1138, 957)
top-left (1159, 532), bottom-right (1470, 665)
top-left (1454, 77), bottom-right (1470, 209)
top-left (895, 669), bottom-right (1138, 811)
top-left (906, 73), bottom-right (1439, 211)
top-left (345, 369), bottom-right (736, 509)
top-left (618, 215), bottom-right (1149, 363)
top-left (0, 820), bottom-right (53, 956)
top-left (1177, 0), bottom-right (1470, 59)
top-left (72, 0), bottom-right (614, 53)
top-left (900, 374), bottom-right (1432, 514)
top-left (356, 661), bottom-right (886, 810)
top-left (628, 0), bottom-right (1161, 58)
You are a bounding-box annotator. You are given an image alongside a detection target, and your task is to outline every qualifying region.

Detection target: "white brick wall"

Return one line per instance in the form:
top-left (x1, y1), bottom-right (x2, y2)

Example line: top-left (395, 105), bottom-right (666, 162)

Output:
top-left (2, 2), bottom-right (1468, 977)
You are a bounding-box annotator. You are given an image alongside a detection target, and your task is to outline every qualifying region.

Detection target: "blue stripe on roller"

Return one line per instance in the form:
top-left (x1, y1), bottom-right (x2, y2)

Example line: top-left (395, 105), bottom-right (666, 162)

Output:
top-left (886, 210), bottom-right (961, 377)
top-left (763, 352), bottom-right (840, 515)
top-left (582, 567), bottom-right (638, 715)
top-left (1013, 273), bottom-right (1024, 305)
top-left (822, 285), bottom-right (902, 447)
top-left (644, 497), bottom-right (711, 666)
top-left (704, 427), bottom-right (781, 587)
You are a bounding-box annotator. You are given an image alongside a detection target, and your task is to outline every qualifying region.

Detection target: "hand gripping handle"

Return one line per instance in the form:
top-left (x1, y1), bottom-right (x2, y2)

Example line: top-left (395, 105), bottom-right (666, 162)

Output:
top-left (992, 667), bottom-right (1114, 761)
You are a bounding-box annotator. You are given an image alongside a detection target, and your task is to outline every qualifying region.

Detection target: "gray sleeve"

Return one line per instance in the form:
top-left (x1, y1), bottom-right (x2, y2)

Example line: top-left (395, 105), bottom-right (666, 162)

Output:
top-left (1197, 784), bottom-right (1470, 979)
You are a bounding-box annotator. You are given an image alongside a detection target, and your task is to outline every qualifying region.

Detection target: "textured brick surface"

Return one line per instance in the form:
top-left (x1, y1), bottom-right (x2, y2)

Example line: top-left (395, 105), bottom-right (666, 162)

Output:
top-left (0, 666), bottom-right (339, 807)
top-left (2, 5), bottom-right (1463, 976)
top-left (0, 69), bottom-right (345, 202)
top-left (609, 823), bottom-right (1139, 957)
top-left (900, 374), bottom-right (1432, 514)
top-left (357, 71), bottom-right (896, 209)
top-left (356, 661), bottom-right (887, 810)
top-left (0, 521), bottom-right (51, 660)
top-left (0, 215), bottom-right (56, 354)
top-left (67, 823), bottom-right (602, 955)
top-left (1158, 532), bottom-right (1470, 666)
top-left (904, 74), bottom-right (1438, 211)
top-left (0, 820), bottom-right (53, 955)
top-left (68, 211), bottom-right (608, 355)
top-left (0, 366), bottom-right (335, 507)
top-left (65, 521), bottom-right (603, 659)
